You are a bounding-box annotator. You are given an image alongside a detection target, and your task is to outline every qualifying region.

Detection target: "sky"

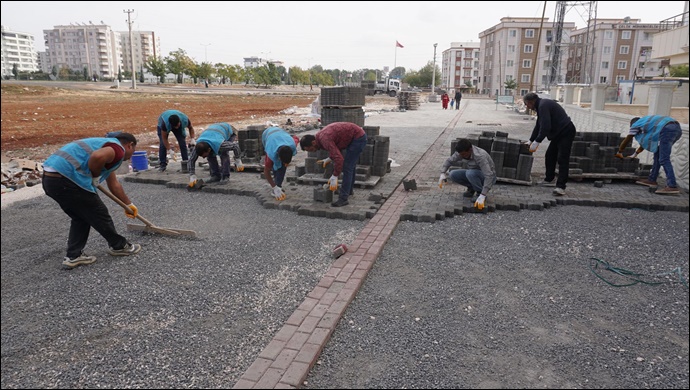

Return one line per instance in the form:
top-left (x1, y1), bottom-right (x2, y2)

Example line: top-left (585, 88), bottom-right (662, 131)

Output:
top-left (2, 1), bottom-right (687, 71)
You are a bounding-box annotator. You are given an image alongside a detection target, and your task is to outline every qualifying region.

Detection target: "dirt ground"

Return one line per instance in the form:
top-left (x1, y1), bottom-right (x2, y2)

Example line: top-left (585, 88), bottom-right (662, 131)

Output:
top-left (1, 83), bottom-right (321, 161)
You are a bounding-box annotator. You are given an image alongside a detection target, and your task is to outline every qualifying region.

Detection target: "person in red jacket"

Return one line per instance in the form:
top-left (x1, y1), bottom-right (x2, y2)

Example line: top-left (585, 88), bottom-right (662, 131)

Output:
top-left (441, 92), bottom-right (450, 109)
top-left (299, 122), bottom-right (368, 207)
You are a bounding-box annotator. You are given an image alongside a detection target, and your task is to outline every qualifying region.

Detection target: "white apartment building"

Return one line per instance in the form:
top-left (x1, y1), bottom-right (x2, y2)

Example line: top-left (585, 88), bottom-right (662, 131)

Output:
top-left (119, 31), bottom-right (161, 74)
top-left (1, 25), bottom-right (39, 77)
top-left (478, 17), bottom-right (576, 96)
top-left (566, 18), bottom-right (666, 85)
top-left (441, 42), bottom-right (480, 92)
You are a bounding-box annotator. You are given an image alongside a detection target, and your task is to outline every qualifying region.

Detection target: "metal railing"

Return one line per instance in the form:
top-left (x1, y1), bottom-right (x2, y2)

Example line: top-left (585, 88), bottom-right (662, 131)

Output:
top-left (659, 11), bottom-right (689, 31)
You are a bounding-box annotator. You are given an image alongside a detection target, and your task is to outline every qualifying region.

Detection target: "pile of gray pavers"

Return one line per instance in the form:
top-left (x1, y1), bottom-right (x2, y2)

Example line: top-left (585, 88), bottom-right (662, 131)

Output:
top-left (452, 130), bottom-right (534, 183)
top-left (569, 131), bottom-right (650, 178)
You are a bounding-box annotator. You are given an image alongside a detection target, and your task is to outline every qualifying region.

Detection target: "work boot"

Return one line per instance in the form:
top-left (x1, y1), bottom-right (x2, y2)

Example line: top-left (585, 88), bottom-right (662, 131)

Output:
top-left (205, 175), bottom-right (221, 183)
top-left (331, 199), bottom-right (349, 207)
top-left (158, 165), bottom-right (167, 172)
top-left (635, 179), bottom-right (657, 188)
top-left (219, 177), bottom-right (230, 185)
top-left (655, 186), bottom-right (679, 195)
top-left (107, 243), bottom-right (142, 256)
top-left (62, 252), bottom-right (97, 269)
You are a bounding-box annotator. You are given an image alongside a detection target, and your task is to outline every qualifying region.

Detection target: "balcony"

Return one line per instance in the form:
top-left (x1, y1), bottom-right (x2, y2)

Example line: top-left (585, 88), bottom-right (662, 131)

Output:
top-left (651, 11), bottom-right (689, 66)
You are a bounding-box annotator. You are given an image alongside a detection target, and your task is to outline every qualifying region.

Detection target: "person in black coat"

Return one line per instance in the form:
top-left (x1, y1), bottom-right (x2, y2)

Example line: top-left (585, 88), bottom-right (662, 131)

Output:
top-left (454, 90), bottom-right (462, 110)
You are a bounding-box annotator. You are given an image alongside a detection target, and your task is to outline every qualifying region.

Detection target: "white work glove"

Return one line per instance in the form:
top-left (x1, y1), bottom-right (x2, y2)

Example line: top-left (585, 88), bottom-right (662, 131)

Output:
top-left (627, 152), bottom-right (639, 159)
top-left (168, 148), bottom-right (177, 162)
top-left (328, 175), bottom-right (338, 191)
top-left (474, 194), bottom-right (486, 210)
top-left (438, 173), bottom-right (447, 189)
top-left (529, 141), bottom-right (540, 153)
top-left (235, 158), bottom-right (244, 172)
top-left (271, 185), bottom-right (286, 201)
top-left (317, 157), bottom-right (332, 168)
top-left (188, 174), bottom-right (197, 187)
top-left (187, 138), bottom-right (196, 148)
top-left (91, 176), bottom-right (100, 190)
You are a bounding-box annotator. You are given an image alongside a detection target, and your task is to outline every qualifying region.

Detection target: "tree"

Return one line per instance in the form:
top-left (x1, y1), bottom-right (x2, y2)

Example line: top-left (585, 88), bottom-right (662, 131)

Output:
top-left (139, 65), bottom-right (145, 83)
top-left (197, 62), bottom-right (215, 83)
top-left (669, 64), bottom-right (689, 77)
top-left (504, 78), bottom-right (517, 95)
top-left (145, 57), bottom-right (167, 84)
top-left (117, 66), bottom-right (123, 82)
top-left (12, 63), bottom-right (19, 80)
top-left (390, 67), bottom-right (406, 80)
top-left (83, 67), bottom-right (89, 81)
top-left (402, 61), bottom-right (439, 88)
top-left (165, 49), bottom-right (194, 83)
top-left (51, 65), bottom-right (59, 79)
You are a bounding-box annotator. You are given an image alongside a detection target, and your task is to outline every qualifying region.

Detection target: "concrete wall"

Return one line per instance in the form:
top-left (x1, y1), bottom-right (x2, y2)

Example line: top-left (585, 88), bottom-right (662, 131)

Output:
top-left (565, 104), bottom-right (689, 190)
top-left (577, 104), bottom-right (689, 124)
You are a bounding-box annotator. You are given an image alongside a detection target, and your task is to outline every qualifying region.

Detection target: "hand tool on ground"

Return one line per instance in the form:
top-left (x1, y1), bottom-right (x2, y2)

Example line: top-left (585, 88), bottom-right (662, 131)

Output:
top-left (97, 185), bottom-right (197, 237)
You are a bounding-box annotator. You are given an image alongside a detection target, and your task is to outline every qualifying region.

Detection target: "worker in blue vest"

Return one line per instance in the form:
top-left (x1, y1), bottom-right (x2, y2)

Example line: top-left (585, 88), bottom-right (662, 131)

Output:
top-left (187, 122), bottom-right (243, 187)
top-left (262, 126), bottom-right (299, 201)
top-left (157, 109), bottom-right (195, 172)
top-left (616, 115), bottom-right (682, 195)
top-left (42, 132), bottom-right (142, 269)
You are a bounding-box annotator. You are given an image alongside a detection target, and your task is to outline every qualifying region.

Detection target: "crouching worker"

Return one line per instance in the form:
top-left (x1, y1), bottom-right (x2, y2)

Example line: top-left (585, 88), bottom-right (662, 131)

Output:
top-left (438, 139), bottom-right (497, 210)
top-left (187, 122), bottom-right (243, 188)
top-left (262, 126), bottom-right (299, 201)
top-left (42, 132), bottom-right (142, 269)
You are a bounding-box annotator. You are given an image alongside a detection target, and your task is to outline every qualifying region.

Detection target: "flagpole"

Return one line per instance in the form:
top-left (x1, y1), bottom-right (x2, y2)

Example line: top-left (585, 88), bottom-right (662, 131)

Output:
top-left (394, 44), bottom-right (397, 70)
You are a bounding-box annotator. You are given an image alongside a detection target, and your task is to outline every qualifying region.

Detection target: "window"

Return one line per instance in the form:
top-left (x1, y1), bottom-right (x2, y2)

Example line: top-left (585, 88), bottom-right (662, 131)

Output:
top-left (506, 75), bottom-right (513, 81)
top-left (506, 60), bottom-right (514, 67)
top-left (601, 61), bottom-right (609, 69)
top-left (603, 46), bottom-right (611, 54)
top-left (522, 59), bottom-right (532, 68)
top-left (620, 46), bottom-right (629, 55)
top-left (508, 45), bottom-right (516, 53)
top-left (567, 63), bottom-right (572, 71)
top-left (521, 74), bottom-right (530, 83)
top-left (622, 31), bottom-right (631, 39)
top-left (617, 75), bottom-right (625, 82)
top-left (605, 31), bottom-right (613, 39)
top-left (524, 44), bottom-right (533, 53)
top-left (576, 63), bottom-right (580, 70)
top-left (599, 76), bottom-right (607, 83)
top-left (617, 61), bottom-right (627, 69)
top-left (525, 29), bottom-right (535, 38)
top-left (509, 29), bottom-right (517, 37)
top-left (520, 89), bottom-right (529, 96)
top-left (577, 48), bottom-right (582, 56)
top-left (543, 60), bottom-right (551, 68)
top-left (643, 32), bottom-right (652, 40)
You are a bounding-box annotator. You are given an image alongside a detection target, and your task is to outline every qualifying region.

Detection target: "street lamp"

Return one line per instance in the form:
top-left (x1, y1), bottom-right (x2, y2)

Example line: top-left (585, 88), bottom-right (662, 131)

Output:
top-left (201, 43), bottom-right (211, 63)
top-left (431, 43), bottom-right (438, 95)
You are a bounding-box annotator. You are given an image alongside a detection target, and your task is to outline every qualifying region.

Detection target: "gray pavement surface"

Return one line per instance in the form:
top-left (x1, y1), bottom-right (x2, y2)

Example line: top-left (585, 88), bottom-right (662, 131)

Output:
top-left (2, 98), bottom-right (688, 389)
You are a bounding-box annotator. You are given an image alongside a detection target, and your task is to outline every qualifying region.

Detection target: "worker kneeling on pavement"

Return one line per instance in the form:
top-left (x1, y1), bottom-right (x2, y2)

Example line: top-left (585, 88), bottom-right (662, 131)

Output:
top-left (188, 122), bottom-right (243, 187)
top-left (262, 126), bottom-right (299, 201)
top-left (438, 138), bottom-right (497, 210)
top-left (42, 132), bottom-right (142, 269)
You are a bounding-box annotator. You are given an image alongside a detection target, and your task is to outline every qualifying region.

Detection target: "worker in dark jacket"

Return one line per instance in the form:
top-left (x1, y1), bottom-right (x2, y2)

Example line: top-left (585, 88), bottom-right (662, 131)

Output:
top-left (524, 92), bottom-right (576, 196)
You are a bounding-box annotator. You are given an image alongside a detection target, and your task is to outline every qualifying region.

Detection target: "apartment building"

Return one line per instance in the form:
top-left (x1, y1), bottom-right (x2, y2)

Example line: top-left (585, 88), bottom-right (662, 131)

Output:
top-left (43, 23), bottom-right (122, 79)
top-left (1, 25), bottom-right (39, 77)
top-left (441, 42), bottom-right (480, 92)
top-left (478, 17), bottom-right (576, 96)
top-left (566, 18), bottom-right (666, 85)
top-left (119, 31), bottom-right (161, 73)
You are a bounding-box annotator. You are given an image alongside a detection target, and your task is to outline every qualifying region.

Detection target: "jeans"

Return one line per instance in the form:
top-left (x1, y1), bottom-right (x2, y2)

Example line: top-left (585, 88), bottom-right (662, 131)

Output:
top-left (338, 134), bottom-right (368, 202)
top-left (544, 123), bottom-right (576, 190)
top-left (158, 126), bottom-right (189, 167)
top-left (42, 176), bottom-right (128, 258)
top-left (649, 123), bottom-right (682, 188)
top-left (273, 165), bottom-right (287, 187)
top-left (449, 169), bottom-right (495, 193)
top-left (206, 151), bottom-right (231, 178)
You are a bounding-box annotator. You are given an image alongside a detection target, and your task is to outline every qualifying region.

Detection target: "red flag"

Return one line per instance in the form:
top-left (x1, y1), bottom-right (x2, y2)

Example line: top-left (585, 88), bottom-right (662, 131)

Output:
top-left (396, 41), bottom-right (404, 48)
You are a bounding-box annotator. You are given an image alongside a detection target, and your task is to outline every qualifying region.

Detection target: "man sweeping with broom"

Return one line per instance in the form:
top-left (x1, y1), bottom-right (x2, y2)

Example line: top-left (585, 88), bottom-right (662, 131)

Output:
top-left (42, 132), bottom-right (142, 269)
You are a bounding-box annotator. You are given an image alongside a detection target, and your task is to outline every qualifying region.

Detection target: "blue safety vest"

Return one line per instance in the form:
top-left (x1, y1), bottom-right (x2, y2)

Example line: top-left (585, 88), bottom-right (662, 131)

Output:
top-left (631, 115), bottom-right (675, 153)
top-left (197, 123), bottom-right (234, 155)
top-left (262, 127), bottom-right (296, 170)
top-left (43, 138), bottom-right (124, 193)
top-left (158, 109), bottom-right (190, 136)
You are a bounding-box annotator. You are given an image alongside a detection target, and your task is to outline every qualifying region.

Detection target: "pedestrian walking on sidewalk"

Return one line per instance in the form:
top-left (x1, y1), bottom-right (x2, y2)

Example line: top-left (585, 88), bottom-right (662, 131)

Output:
top-left (615, 115), bottom-right (682, 195)
top-left (438, 139), bottom-right (496, 210)
top-left (157, 109), bottom-right (196, 172)
top-left (262, 126), bottom-right (300, 201)
top-left (441, 92), bottom-right (450, 109)
top-left (454, 90), bottom-right (462, 110)
top-left (42, 132), bottom-right (142, 269)
top-left (524, 92), bottom-right (576, 196)
top-left (300, 122), bottom-right (368, 207)
top-left (187, 122), bottom-right (243, 187)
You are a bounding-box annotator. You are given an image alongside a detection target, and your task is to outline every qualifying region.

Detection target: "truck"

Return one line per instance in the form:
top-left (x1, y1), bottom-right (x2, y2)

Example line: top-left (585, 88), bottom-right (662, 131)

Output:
top-left (361, 77), bottom-right (402, 97)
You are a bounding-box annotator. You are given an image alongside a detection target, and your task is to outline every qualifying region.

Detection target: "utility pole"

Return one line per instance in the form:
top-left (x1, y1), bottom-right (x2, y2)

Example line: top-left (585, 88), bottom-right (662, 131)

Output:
top-left (431, 43), bottom-right (438, 95)
top-left (201, 43), bottom-right (211, 63)
top-left (124, 9), bottom-right (136, 89)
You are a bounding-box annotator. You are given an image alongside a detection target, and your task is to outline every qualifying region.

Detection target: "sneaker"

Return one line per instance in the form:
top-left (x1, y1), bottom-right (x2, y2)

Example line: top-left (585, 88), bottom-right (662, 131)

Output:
top-left (537, 179), bottom-right (557, 187)
top-left (655, 186), bottom-right (680, 195)
top-left (463, 189), bottom-right (476, 198)
top-left (62, 253), bottom-right (97, 269)
top-left (553, 187), bottom-right (566, 196)
top-left (331, 199), bottom-right (349, 207)
top-left (219, 177), bottom-right (230, 185)
top-left (158, 165), bottom-right (167, 172)
top-left (108, 243), bottom-right (142, 256)
top-left (206, 175), bottom-right (221, 183)
top-left (635, 179), bottom-right (658, 188)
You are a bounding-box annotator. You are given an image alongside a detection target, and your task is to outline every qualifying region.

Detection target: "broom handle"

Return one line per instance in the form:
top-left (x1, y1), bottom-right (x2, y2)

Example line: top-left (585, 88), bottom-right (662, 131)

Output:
top-left (97, 184), bottom-right (155, 227)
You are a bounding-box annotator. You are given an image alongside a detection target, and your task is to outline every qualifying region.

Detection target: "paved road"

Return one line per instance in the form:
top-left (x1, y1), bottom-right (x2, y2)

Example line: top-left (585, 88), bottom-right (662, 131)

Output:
top-left (1, 98), bottom-right (688, 389)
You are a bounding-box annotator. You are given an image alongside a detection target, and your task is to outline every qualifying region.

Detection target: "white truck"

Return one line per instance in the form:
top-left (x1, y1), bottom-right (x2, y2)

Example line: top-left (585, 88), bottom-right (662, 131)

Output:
top-left (361, 77), bottom-right (402, 97)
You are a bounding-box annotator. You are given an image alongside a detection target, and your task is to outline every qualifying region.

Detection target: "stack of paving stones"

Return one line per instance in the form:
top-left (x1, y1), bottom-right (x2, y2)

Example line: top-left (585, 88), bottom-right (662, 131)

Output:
top-left (568, 131), bottom-right (645, 177)
top-left (450, 131), bottom-right (533, 182)
top-left (320, 86), bottom-right (365, 127)
top-left (235, 124), bottom-right (267, 168)
top-left (397, 91), bottom-right (421, 110)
